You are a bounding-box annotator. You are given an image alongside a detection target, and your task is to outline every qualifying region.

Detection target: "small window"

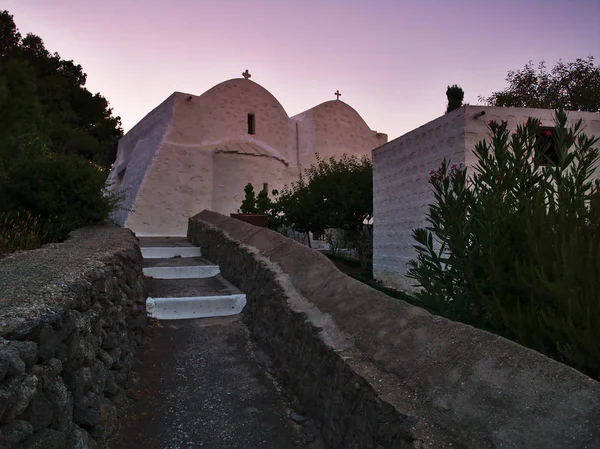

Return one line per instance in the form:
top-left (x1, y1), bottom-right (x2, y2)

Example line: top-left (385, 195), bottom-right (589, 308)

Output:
top-left (248, 114), bottom-right (255, 135)
top-left (535, 127), bottom-right (559, 165)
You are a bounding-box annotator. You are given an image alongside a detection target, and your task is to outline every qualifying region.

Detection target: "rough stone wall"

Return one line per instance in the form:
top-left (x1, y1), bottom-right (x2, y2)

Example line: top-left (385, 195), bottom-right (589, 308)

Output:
top-left (372, 108), bottom-right (466, 291)
top-left (293, 100), bottom-right (387, 170)
top-left (0, 227), bottom-right (147, 449)
top-left (188, 210), bottom-right (600, 449)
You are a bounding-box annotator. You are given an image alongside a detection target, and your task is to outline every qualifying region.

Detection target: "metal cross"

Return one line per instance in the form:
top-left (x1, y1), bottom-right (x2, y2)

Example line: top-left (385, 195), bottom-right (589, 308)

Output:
top-left (242, 69), bottom-right (251, 80)
top-left (335, 90), bottom-right (341, 100)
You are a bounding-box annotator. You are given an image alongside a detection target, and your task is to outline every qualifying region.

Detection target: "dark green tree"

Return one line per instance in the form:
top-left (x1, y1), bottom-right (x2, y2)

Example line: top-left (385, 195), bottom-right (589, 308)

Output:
top-left (240, 183), bottom-right (257, 214)
top-left (479, 57), bottom-right (600, 112)
top-left (275, 154), bottom-right (373, 266)
top-left (445, 84), bottom-right (464, 113)
top-left (0, 10), bottom-right (124, 251)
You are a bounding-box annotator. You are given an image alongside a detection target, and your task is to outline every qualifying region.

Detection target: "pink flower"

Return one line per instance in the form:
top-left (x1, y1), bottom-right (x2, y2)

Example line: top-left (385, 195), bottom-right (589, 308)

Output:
top-left (429, 170), bottom-right (435, 176)
top-left (488, 120), bottom-right (493, 127)
top-left (544, 130), bottom-right (553, 137)
top-left (450, 164), bottom-right (457, 170)
top-left (569, 136), bottom-right (575, 143)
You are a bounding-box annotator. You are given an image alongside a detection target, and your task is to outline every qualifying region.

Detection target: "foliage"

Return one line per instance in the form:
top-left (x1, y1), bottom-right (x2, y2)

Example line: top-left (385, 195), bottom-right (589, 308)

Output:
top-left (256, 188), bottom-right (272, 215)
top-left (445, 84), bottom-right (464, 113)
top-left (274, 154), bottom-right (373, 265)
top-left (240, 183), bottom-right (257, 214)
top-left (0, 10), bottom-right (123, 253)
top-left (0, 211), bottom-right (64, 255)
top-left (278, 154), bottom-right (373, 232)
top-left (408, 110), bottom-right (600, 379)
top-left (480, 57), bottom-right (600, 112)
top-left (1, 153), bottom-right (121, 238)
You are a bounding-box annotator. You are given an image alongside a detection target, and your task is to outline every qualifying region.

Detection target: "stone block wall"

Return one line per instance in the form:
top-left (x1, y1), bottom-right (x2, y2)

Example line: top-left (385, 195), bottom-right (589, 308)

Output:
top-left (189, 210), bottom-right (600, 449)
top-left (0, 226), bottom-right (147, 448)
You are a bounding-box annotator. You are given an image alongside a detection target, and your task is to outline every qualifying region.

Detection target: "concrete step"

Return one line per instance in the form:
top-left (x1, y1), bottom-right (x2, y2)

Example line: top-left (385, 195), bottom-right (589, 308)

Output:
top-left (138, 237), bottom-right (201, 258)
top-left (146, 275), bottom-right (246, 320)
top-left (142, 257), bottom-right (220, 279)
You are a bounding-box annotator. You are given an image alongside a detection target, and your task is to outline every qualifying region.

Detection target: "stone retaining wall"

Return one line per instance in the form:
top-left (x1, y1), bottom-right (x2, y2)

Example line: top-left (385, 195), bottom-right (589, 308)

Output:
top-left (189, 210), bottom-right (600, 449)
top-left (0, 226), bottom-right (147, 449)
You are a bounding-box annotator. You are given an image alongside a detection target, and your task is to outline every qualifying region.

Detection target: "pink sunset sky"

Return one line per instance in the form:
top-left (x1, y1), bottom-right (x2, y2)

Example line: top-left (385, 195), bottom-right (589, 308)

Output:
top-left (5, 0), bottom-right (600, 140)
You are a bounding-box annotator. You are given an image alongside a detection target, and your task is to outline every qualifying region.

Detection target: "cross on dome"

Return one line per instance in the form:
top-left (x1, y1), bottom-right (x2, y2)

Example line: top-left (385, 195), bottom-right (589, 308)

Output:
top-left (242, 69), bottom-right (251, 79)
top-left (335, 90), bottom-right (341, 100)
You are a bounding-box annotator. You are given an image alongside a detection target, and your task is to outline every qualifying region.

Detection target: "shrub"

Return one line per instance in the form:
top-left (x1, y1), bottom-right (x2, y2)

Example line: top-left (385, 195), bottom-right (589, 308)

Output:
top-left (240, 183), bottom-right (257, 214)
top-left (1, 152), bottom-right (121, 240)
top-left (0, 211), bottom-right (64, 255)
top-left (408, 110), bottom-right (600, 379)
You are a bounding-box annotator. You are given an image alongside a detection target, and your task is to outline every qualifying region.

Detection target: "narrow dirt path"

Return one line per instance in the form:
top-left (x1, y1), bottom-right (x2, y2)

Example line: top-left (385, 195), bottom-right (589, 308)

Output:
top-left (112, 315), bottom-right (323, 449)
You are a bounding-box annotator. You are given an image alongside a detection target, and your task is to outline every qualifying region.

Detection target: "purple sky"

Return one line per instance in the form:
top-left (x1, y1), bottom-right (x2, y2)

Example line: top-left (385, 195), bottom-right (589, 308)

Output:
top-left (5, 0), bottom-right (600, 140)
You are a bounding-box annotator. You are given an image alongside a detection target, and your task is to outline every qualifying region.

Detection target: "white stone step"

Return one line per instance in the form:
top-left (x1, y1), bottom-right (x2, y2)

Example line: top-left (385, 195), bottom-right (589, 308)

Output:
top-left (141, 246), bottom-right (202, 259)
top-left (146, 294), bottom-right (247, 320)
top-left (143, 265), bottom-right (220, 279)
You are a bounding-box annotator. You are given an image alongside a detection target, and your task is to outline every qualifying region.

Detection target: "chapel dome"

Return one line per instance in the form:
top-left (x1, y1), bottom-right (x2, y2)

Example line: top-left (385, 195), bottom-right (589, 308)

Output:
top-left (197, 78), bottom-right (290, 119)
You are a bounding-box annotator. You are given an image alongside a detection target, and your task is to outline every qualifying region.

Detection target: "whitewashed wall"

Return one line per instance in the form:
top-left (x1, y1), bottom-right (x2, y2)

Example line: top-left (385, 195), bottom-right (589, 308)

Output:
top-left (373, 106), bottom-right (600, 291)
top-left (373, 108), bottom-right (467, 291)
top-left (107, 95), bottom-right (175, 227)
top-left (293, 100), bottom-right (387, 170)
top-left (108, 79), bottom-right (386, 236)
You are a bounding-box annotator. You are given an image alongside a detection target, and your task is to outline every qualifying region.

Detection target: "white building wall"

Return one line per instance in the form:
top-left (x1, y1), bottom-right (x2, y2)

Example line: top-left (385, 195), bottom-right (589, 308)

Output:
top-left (109, 79), bottom-right (387, 237)
top-left (107, 95), bottom-right (175, 227)
top-left (373, 106), bottom-right (600, 291)
top-left (211, 152), bottom-right (293, 216)
top-left (372, 107), bottom-right (467, 291)
top-left (293, 100), bottom-right (387, 169)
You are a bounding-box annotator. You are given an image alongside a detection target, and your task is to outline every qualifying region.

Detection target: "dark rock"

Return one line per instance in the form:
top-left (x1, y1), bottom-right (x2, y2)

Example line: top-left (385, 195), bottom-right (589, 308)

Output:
top-left (70, 425), bottom-right (98, 449)
top-left (0, 419), bottom-right (33, 445)
top-left (11, 341), bottom-right (39, 368)
top-left (290, 411), bottom-right (311, 424)
top-left (100, 332), bottom-right (118, 350)
top-left (37, 324), bottom-right (61, 363)
top-left (44, 378), bottom-right (72, 431)
top-left (19, 392), bottom-right (53, 431)
top-left (22, 428), bottom-right (66, 449)
top-left (0, 345), bottom-right (26, 378)
top-left (96, 349), bottom-right (114, 369)
top-left (73, 394), bottom-right (100, 428)
top-left (4, 375), bottom-right (38, 422)
top-left (0, 356), bottom-right (8, 383)
top-left (0, 387), bottom-right (14, 423)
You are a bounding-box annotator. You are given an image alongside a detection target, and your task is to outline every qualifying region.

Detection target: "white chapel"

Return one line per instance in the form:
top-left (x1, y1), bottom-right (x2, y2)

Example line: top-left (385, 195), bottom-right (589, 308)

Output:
top-left (107, 71), bottom-right (387, 236)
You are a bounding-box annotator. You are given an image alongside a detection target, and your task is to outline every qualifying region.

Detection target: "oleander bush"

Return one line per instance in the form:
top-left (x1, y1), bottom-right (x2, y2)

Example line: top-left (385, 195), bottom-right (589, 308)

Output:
top-left (408, 110), bottom-right (600, 379)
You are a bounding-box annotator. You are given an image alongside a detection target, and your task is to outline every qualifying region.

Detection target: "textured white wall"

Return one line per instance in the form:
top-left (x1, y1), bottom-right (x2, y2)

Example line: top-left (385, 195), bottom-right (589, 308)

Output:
top-left (463, 106), bottom-right (600, 176)
top-left (109, 79), bottom-right (387, 236)
top-left (107, 95), bottom-right (175, 226)
top-left (211, 152), bottom-right (293, 216)
top-left (168, 79), bottom-right (296, 164)
top-left (293, 100), bottom-right (387, 169)
top-left (372, 108), bottom-right (467, 291)
top-left (373, 106), bottom-right (600, 291)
